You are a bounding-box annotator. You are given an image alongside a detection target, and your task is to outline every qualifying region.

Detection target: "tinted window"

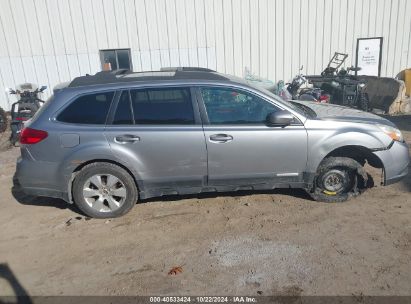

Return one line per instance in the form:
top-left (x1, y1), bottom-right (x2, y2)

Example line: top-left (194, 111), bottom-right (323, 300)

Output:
top-left (113, 91), bottom-right (133, 125)
top-left (130, 88), bottom-right (194, 124)
top-left (201, 87), bottom-right (279, 124)
top-left (57, 92), bottom-right (114, 124)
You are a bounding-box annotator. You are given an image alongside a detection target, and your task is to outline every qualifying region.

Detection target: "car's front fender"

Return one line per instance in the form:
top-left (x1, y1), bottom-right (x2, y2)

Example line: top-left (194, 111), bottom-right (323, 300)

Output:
top-left (305, 120), bottom-right (391, 174)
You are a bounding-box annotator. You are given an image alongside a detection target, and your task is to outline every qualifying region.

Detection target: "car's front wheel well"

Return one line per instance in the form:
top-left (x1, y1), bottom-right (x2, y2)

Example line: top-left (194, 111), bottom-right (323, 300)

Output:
top-left (324, 145), bottom-right (384, 169)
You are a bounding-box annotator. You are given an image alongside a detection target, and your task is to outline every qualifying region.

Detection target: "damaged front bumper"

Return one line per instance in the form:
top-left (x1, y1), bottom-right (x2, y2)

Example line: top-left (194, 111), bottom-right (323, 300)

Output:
top-left (373, 140), bottom-right (410, 186)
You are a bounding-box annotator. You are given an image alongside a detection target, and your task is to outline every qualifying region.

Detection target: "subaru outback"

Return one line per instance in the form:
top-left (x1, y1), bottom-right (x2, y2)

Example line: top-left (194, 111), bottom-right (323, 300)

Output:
top-left (15, 68), bottom-right (409, 218)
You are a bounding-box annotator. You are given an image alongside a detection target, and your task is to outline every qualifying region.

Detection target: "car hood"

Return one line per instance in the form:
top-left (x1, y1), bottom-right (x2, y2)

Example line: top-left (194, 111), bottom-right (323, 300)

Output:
top-left (293, 101), bottom-right (395, 127)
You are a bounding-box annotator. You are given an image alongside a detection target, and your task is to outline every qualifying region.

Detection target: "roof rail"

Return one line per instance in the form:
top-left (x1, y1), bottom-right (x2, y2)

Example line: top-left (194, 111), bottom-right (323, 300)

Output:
top-left (68, 67), bottom-right (226, 88)
top-left (69, 69), bottom-right (132, 87)
top-left (94, 69), bottom-right (131, 76)
top-left (160, 67), bottom-right (216, 72)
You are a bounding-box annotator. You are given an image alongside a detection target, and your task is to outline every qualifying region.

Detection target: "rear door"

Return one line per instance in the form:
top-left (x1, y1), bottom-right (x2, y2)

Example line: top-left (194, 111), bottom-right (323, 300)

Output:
top-left (197, 86), bottom-right (308, 187)
top-left (104, 86), bottom-right (207, 195)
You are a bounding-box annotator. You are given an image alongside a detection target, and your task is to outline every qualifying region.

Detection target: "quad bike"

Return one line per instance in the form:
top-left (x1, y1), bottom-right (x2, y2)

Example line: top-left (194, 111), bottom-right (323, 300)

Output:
top-left (306, 52), bottom-right (370, 111)
top-left (320, 66), bottom-right (369, 111)
top-left (9, 83), bottom-right (47, 145)
top-left (0, 106), bottom-right (7, 133)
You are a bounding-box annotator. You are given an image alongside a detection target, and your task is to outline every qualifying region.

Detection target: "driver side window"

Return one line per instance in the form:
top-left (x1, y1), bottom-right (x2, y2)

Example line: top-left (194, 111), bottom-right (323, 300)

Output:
top-left (200, 87), bottom-right (279, 125)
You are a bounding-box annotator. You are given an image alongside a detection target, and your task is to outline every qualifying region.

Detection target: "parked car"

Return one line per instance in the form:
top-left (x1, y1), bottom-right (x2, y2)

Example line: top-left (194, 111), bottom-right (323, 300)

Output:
top-left (14, 68), bottom-right (409, 218)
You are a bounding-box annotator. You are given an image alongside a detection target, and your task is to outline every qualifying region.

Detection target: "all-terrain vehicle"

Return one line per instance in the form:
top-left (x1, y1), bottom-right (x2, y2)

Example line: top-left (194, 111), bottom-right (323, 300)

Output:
top-left (306, 52), bottom-right (370, 111)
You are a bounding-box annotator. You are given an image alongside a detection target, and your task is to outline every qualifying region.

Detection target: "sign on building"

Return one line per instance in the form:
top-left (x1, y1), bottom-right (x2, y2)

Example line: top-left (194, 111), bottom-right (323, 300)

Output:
top-left (355, 37), bottom-right (383, 77)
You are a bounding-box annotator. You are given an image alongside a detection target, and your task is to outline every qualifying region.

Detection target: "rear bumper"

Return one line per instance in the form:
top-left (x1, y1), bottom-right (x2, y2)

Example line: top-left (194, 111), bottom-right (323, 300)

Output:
top-left (373, 141), bottom-right (410, 186)
top-left (15, 156), bottom-right (69, 202)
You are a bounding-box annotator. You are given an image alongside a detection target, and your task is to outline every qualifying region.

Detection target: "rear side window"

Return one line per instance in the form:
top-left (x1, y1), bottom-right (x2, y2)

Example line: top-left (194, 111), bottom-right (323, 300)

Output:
top-left (129, 87), bottom-right (194, 124)
top-left (31, 95), bottom-right (54, 122)
top-left (57, 92), bottom-right (114, 124)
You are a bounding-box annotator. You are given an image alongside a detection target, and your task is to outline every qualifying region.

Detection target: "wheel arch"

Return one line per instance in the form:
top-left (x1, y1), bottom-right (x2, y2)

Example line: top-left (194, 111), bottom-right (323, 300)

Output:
top-left (68, 159), bottom-right (142, 204)
top-left (323, 145), bottom-right (384, 169)
top-left (306, 144), bottom-right (385, 187)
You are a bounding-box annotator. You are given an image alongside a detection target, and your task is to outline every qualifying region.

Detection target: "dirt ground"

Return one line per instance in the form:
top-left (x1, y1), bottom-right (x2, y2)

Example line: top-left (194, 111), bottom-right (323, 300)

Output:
top-left (0, 116), bottom-right (410, 297)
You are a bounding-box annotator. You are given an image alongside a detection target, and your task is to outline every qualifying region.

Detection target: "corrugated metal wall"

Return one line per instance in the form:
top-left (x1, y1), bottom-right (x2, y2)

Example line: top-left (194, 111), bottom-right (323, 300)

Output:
top-left (0, 0), bottom-right (410, 110)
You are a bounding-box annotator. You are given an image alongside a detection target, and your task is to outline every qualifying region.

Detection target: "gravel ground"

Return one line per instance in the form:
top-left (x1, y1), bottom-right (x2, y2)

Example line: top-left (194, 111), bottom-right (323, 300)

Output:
top-left (0, 116), bottom-right (410, 297)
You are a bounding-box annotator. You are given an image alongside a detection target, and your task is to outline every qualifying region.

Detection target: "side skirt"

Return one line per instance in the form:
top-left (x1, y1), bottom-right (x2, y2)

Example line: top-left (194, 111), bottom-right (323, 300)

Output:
top-left (139, 182), bottom-right (311, 200)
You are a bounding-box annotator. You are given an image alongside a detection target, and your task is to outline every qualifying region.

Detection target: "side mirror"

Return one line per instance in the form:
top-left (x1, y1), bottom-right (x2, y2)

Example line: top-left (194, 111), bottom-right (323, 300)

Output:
top-left (266, 110), bottom-right (294, 127)
top-left (8, 88), bottom-right (16, 94)
top-left (40, 86), bottom-right (47, 92)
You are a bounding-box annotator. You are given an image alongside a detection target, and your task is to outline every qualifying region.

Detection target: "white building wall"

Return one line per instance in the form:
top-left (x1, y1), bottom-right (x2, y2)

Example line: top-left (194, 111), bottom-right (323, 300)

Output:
top-left (0, 0), bottom-right (410, 110)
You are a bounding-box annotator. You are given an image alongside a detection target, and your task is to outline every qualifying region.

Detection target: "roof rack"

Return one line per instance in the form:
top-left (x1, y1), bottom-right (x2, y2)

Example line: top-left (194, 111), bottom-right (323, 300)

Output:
top-left (69, 70), bottom-right (132, 87)
top-left (68, 68), bottom-right (227, 88)
top-left (160, 67), bottom-right (216, 72)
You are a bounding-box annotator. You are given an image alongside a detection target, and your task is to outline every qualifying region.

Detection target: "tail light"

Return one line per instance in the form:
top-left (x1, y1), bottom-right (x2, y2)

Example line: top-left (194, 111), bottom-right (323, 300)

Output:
top-left (20, 127), bottom-right (48, 144)
top-left (16, 117), bottom-right (28, 121)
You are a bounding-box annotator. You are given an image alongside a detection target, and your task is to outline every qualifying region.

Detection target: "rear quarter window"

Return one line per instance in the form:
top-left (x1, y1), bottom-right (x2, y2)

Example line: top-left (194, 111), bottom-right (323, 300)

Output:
top-left (57, 92), bottom-right (114, 124)
top-left (30, 94), bottom-right (54, 122)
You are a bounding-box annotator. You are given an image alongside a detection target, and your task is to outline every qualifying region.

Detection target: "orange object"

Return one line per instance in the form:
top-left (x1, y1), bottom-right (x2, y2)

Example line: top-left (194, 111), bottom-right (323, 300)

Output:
top-left (168, 266), bottom-right (183, 275)
top-left (405, 69), bottom-right (411, 96)
top-left (103, 62), bottom-right (112, 71)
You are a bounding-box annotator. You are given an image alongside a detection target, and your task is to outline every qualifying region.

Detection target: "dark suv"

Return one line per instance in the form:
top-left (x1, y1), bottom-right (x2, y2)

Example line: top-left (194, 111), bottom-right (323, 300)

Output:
top-left (15, 68), bottom-right (409, 218)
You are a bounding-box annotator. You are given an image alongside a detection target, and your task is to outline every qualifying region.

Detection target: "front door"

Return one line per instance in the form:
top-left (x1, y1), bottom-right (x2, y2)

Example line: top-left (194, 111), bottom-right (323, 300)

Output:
top-left (104, 87), bottom-right (207, 195)
top-left (198, 86), bottom-right (308, 187)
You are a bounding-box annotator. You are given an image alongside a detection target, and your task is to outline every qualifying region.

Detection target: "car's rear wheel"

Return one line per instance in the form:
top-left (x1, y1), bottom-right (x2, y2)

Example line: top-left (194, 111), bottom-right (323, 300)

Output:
top-left (72, 162), bottom-right (138, 218)
top-left (308, 157), bottom-right (368, 203)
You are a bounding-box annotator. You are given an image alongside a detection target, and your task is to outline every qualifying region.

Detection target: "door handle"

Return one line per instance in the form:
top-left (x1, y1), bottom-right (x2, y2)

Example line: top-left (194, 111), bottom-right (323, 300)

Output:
top-left (209, 134), bottom-right (233, 143)
top-left (114, 134), bottom-right (140, 144)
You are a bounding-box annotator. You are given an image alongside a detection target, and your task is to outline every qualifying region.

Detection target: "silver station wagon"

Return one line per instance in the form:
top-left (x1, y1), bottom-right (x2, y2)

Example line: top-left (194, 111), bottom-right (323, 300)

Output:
top-left (15, 68), bottom-right (409, 218)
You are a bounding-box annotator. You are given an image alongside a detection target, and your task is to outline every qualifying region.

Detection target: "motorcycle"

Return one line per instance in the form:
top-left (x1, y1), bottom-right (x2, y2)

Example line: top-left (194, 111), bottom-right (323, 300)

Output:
top-left (275, 66), bottom-right (330, 103)
top-left (0, 106), bottom-right (7, 133)
top-left (9, 83), bottom-right (47, 145)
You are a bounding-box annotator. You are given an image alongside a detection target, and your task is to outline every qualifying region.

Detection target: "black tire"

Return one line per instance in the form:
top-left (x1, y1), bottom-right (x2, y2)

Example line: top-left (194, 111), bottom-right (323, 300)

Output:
top-left (0, 107), bottom-right (7, 133)
top-left (358, 92), bottom-right (369, 112)
top-left (72, 162), bottom-right (138, 218)
top-left (10, 124), bottom-right (20, 146)
top-left (308, 157), bottom-right (368, 203)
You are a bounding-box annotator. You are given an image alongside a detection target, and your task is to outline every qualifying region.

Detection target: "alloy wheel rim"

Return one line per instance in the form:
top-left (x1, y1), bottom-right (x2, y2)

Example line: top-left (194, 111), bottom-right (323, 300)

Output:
top-left (83, 174), bottom-right (127, 212)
